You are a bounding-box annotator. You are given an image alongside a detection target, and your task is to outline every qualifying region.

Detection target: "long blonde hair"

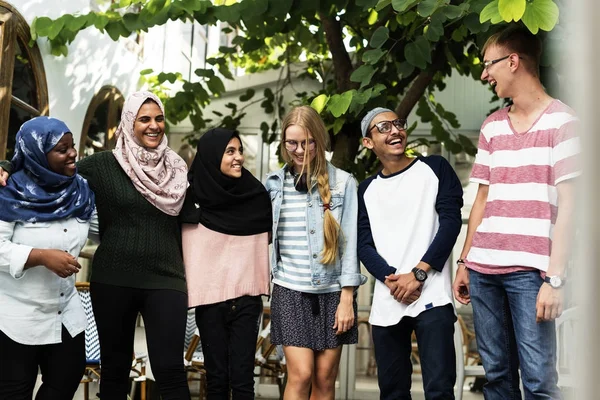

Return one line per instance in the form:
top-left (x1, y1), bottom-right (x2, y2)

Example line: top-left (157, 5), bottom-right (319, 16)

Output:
top-left (281, 106), bottom-right (341, 265)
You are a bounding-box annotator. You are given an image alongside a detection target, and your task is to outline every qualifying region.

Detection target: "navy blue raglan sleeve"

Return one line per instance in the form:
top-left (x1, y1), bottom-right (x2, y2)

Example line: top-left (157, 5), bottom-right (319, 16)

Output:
top-left (420, 156), bottom-right (463, 271)
top-left (357, 176), bottom-right (397, 282)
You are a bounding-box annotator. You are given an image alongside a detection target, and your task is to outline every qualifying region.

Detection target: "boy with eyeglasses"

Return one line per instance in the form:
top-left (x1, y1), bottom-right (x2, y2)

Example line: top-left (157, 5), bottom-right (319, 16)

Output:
top-left (357, 107), bottom-right (463, 399)
top-left (453, 25), bottom-right (580, 399)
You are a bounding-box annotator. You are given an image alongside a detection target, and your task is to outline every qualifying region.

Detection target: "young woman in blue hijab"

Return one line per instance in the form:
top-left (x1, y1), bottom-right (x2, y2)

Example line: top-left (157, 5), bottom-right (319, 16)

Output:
top-left (0, 116), bottom-right (95, 399)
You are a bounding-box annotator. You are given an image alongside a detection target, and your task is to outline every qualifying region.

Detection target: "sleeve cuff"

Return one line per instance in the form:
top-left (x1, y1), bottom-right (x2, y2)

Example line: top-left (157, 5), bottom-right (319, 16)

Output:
top-left (339, 273), bottom-right (368, 288)
top-left (10, 245), bottom-right (33, 279)
top-left (469, 177), bottom-right (489, 185)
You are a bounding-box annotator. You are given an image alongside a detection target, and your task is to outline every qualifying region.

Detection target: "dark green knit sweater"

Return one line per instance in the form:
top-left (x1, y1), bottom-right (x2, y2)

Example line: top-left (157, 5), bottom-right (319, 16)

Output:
top-left (77, 152), bottom-right (186, 293)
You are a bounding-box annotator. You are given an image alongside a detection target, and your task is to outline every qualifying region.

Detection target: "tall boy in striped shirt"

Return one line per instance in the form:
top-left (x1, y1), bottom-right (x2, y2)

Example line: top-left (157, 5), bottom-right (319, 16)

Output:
top-left (453, 25), bottom-right (579, 399)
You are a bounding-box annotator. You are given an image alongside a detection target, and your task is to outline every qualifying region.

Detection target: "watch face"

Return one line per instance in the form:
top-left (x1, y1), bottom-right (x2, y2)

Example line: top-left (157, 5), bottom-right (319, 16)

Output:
top-left (414, 269), bottom-right (427, 281)
top-left (550, 276), bottom-right (563, 288)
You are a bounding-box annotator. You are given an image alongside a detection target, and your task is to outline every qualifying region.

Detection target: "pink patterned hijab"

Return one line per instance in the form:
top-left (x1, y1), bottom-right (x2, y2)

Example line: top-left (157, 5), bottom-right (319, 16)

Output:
top-left (112, 91), bottom-right (188, 216)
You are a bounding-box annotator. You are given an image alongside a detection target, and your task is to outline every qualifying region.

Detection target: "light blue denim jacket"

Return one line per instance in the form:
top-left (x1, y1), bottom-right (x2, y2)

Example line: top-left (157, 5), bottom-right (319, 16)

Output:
top-left (265, 162), bottom-right (367, 292)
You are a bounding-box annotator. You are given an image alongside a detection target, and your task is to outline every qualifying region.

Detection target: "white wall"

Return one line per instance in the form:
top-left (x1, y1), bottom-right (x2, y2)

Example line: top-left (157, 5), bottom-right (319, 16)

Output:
top-left (9, 0), bottom-right (160, 144)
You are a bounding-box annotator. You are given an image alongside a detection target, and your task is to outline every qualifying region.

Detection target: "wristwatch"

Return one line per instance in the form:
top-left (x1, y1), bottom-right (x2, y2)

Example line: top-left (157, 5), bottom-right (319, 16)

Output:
top-left (544, 275), bottom-right (565, 289)
top-left (412, 267), bottom-right (428, 282)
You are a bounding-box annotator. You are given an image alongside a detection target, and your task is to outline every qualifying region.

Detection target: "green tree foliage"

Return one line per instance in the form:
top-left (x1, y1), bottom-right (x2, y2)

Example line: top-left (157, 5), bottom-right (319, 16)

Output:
top-left (30, 0), bottom-right (562, 177)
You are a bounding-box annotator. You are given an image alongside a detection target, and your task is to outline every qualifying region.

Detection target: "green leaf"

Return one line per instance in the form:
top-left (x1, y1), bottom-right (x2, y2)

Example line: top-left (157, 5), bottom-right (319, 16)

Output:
top-left (451, 25), bottom-right (468, 42)
top-left (327, 91), bottom-right (353, 118)
top-left (268, 0), bottom-right (293, 16)
top-left (521, 0), bottom-right (559, 34)
top-left (105, 21), bottom-right (129, 41)
top-left (146, 0), bottom-right (167, 14)
top-left (371, 83), bottom-right (386, 97)
top-left (357, 0), bottom-right (379, 9)
top-left (369, 26), bottom-right (389, 49)
top-left (207, 76), bottom-right (226, 95)
top-left (195, 69), bottom-right (215, 78)
top-left (140, 68), bottom-right (154, 75)
top-left (219, 46), bottom-right (238, 54)
top-left (362, 49), bottom-right (386, 64)
top-left (443, 5), bottom-right (464, 19)
top-left (416, 97), bottom-right (434, 122)
top-left (376, 0), bottom-right (392, 11)
top-left (214, 4), bottom-right (242, 23)
top-left (350, 65), bottom-right (377, 88)
top-left (66, 15), bottom-right (90, 32)
top-left (260, 122), bottom-right (270, 142)
top-left (391, 0), bottom-right (417, 13)
top-left (51, 44), bottom-right (69, 57)
top-left (333, 117), bottom-right (346, 135)
top-left (404, 36), bottom-right (431, 70)
top-left (47, 19), bottom-right (65, 40)
top-left (395, 62), bottom-right (413, 79)
top-left (480, 0), bottom-right (503, 24)
top-left (239, 88), bottom-right (255, 102)
top-left (240, 0), bottom-right (269, 18)
top-left (424, 20), bottom-right (443, 42)
top-left (417, 0), bottom-right (438, 17)
top-left (180, 0), bottom-right (209, 12)
top-left (122, 13), bottom-right (146, 32)
top-left (464, 12), bottom-right (487, 33)
top-left (310, 94), bottom-right (330, 114)
top-left (32, 17), bottom-right (53, 36)
top-left (352, 88), bottom-right (372, 105)
top-left (498, 0), bottom-right (526, 22)
top-left (93, 15), bottom-right (110, 30)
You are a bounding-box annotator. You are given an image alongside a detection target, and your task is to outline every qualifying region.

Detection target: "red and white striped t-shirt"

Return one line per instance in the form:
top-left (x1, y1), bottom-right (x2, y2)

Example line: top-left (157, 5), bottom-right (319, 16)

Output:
top-left (466, 99), bottom-right (580, 274)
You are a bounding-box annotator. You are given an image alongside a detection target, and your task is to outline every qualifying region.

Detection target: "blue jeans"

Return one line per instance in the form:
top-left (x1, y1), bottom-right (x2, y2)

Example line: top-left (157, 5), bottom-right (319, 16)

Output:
top-left (372, 304), bottom-right (456, 400)
top-left (469, 270), bottom-right (561, 400)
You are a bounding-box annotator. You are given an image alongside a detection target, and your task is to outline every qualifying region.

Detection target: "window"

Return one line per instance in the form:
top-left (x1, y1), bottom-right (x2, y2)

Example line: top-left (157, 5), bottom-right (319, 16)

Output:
top-left (80, 86), bottom-right (124, 157)
top-left (0, 3), bottom-right (49, 159)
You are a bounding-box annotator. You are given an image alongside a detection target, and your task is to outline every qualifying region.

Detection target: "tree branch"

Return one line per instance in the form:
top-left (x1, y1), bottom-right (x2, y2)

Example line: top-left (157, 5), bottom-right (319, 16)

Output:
top-left (395, 44), bottom-right (446, 120)
top-left (318, 12), bottom-right (357, 92)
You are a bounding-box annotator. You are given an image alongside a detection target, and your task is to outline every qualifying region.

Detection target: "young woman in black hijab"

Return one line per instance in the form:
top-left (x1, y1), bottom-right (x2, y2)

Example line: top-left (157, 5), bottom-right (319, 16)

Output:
top-left (180, 128), bottom-right (272, 400)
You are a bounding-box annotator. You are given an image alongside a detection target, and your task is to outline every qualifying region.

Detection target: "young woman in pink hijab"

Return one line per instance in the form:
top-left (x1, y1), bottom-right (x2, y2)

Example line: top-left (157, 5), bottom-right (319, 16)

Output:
top-left (84, 91), bottom-right (190, 399)
top-left (0, 91), bottom-right (191, 399)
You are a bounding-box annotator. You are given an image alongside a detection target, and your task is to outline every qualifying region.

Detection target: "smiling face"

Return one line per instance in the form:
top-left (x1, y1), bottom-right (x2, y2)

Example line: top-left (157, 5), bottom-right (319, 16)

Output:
top-left (362, 111), bottom-right (407, 159)
top-left (480, 44), bottom-right (515, 98)
top-left (47, 133), bottom-right (77, 176)
top-left (133, 101), bottom-right (165, 149)
top-left (220, 136), bottom-right (244, 178)
top-left (283, 124), bottom-right (317, 172)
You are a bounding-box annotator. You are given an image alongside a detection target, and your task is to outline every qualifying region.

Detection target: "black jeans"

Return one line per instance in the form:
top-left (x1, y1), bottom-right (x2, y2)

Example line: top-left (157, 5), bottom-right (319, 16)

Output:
top-left (90, 282), bottom-right (190, 400)
top-left (195, 295), bottom-right (263, 400)
top-left (0, 325), bottom-right (85, 400)
top-left (372, 304), bottom-right (457, 400)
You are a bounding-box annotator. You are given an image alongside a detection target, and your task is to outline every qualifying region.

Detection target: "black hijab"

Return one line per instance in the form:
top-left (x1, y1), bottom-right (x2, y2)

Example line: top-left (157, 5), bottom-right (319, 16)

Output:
top-left (179, 128), bottom-right (272, 236)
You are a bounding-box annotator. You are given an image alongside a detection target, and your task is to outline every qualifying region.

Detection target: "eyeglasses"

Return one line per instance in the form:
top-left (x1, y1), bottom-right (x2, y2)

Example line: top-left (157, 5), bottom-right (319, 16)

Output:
top-left (482, 54), bottom-right (522, 70)
top-left (284, 139), bottom-right (316, 152)
top-left (369, 118), bottom-right (408, 134)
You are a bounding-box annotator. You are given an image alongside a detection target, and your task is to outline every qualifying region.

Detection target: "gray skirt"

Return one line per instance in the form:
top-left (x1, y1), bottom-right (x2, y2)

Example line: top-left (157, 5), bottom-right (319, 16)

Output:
top-left (270, 284), bottom-right (358, 351)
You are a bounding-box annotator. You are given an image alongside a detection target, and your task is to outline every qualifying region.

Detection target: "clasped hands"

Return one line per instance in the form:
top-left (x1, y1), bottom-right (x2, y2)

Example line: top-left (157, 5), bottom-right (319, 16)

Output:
top-left (385, 271), bottom-right (423, 305)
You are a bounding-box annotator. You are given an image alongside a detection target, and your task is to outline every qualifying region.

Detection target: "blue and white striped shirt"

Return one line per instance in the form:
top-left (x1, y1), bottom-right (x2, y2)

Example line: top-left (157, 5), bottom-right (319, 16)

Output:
top-left (273, 173), bottom-right (338, 293)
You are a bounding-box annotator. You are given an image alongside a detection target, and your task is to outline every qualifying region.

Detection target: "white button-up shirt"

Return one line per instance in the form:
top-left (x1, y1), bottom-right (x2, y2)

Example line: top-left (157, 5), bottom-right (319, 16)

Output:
top-left (0, 217), bottom-right (90, 345)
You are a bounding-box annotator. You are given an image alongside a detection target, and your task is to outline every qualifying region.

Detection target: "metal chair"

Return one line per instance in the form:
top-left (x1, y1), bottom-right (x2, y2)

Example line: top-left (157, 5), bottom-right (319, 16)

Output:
top-left (555, 307), bottom-right (577, 394)
top-left (454, 318), bottom-right (485, 400)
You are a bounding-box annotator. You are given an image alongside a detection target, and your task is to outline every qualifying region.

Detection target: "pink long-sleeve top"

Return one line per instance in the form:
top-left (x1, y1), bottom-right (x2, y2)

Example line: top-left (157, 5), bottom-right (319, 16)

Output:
top-left (182, 223), bottom-right (270, 307)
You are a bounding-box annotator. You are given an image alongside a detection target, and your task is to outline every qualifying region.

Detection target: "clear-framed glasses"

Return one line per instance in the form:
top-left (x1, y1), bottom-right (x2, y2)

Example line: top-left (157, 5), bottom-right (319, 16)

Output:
top-left (284, 139), bottom-right (316, 152)
top-left (369, 118), bottom-right (408, 134)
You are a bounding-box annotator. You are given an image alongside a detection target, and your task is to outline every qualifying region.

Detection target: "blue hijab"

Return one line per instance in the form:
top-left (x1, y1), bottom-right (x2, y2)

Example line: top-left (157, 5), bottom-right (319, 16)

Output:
top-left (0, 117), bottom-right (95, 223)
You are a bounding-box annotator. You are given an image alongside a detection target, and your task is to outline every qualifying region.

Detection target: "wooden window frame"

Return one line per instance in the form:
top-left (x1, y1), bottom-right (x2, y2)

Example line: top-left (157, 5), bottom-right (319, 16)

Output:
top-left (0, 2), bottom-right (49, 159)
top-left (79, 86), bottom-right (124, 157)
